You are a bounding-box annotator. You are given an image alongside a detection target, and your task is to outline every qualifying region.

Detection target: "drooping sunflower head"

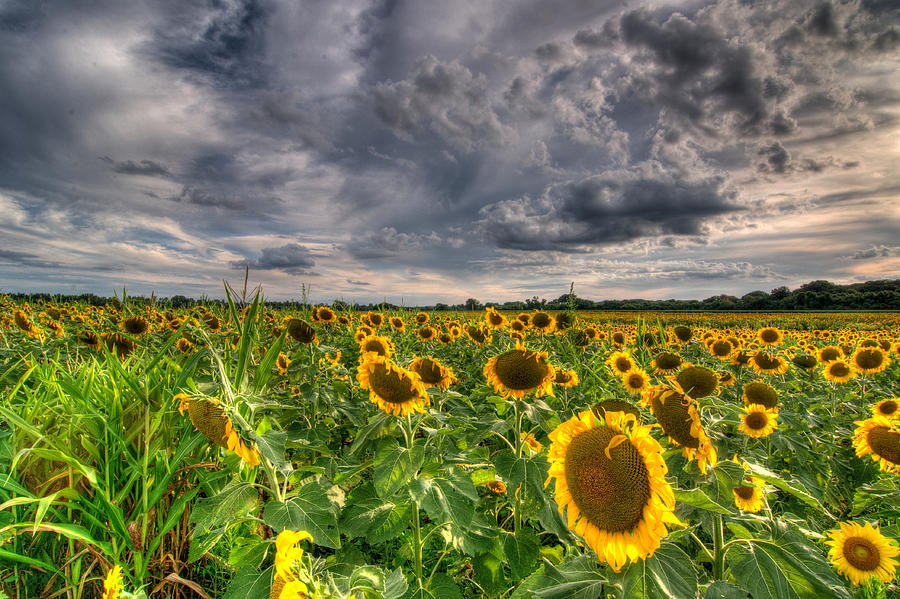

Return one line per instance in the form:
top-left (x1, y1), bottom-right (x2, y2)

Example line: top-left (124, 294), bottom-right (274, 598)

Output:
top-left (568, 329), bottom-right (591, 348)
top-left (621, 369), bottom-right (651, 396)
top-left (176, 337), bottom-right (194, 354)
top-left (555, 312), bottom-right (573, 331)
top-left (739, 404), bottom-right (778, 438)
top-left (103, 333), bottom-right (136, 357)
top-left (356, 354), bottom-right (428, 417)
top-left (671, 366), bottom-right (719, 399)
top-left (178, 395), bottom-right (259, 466)
top-left (287, 319), bottom-right (317, 344)
top-left (606, 351), bottom-right (637, 376)
top-left (742, 381), bottom-right (778, 410)
top-left (77, 331), bottom-right (102, 350)
top-left (852, 347), bottom-right (890, 375)
top-left (203, 314), bottom-right (221, 332)
top-left (853, 416), bottom-right (900, 474)
top-left (592, 400), bottom-right (641, 421)
top-left (874, 398), bottom-right (900, 419)
top-left (731, 350), bottom-right (752, 368)
top-left (824, 359), bottom-right (856, 383)
top-left (554, 368), bottom-right (580, 388)
top-left (648, 386), bottom-right (717, 474)
top-left (749, 351), bottom-right (788, 375)
top-left (483, 344), bottom-right (555, 399)
top-left (718, 371), bottom-right (736, 387)
top-left (486, 480), bottom-right (507, 495)
top-left (408, 356), bottom-right (456, 390)
top-left (358, 334), bottom-right (395, 360)
top-left (546, 410), bottom-right (681, 572)
top-left (651, 351), bottom-right (683, 374)
top-left (757, 326), bottom-right (783, 346)
top-left (276, 352), bottom-right (291, 375)
top-left (791, 353), bottom-right (818, 371)
top-left (826, 521), bottom-right (900, 586)
top-left (120, 315), bottom-right (151, 336)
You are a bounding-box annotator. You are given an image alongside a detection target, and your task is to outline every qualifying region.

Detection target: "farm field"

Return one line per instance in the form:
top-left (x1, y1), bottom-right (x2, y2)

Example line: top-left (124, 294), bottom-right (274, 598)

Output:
top-left (2, 293), bottom-right (899, 599)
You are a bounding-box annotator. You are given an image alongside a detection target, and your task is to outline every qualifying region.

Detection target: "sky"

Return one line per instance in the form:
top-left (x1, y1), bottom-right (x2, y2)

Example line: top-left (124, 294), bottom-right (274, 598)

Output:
top-left (1, 0), bottom-right (898, 305)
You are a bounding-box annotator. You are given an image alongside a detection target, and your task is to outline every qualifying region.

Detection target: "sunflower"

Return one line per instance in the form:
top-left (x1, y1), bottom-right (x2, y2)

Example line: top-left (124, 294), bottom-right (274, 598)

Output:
top-left (408, 356), bottom-right (456, 390)
top-left (545, 410), bottom-right (682, 572)
top-left (874, 398), bottom-right (900, 420)
top-left (176, 337), bottom-right (194, 354)
top-left (592, 400), bottom-right (641, 421)
top-left (554, 368), bottom-right (580, 388)
top-left (742, 382), bottom-right (778, 410)
top-left (203, 314), bottom-right (221, 332)
top-left (670, 366), bottom-right (719, 399)
top-left (354, 325), bottom-right (374, 343)
top-left (521, 432), bottom-right (543, 455)
top-left (102, 565), bottom-right (124, 599)
top-left (389, 316), bottom-right (406, 332)
top-left (357, 354), bottom-right (428, 417)
top-left (313, 306), bottom-right (335, 323)
top-left (483, 344), bottom-right (555, 399)
top-left (358, 334), bottom-right (395, 360)
top-left (791, 353), bottom-right (818, 371)
top-left (516, 313), bottom-right (531, 326)
top-left (337, 315), bottom-right (352, 327)
top-left (178, 395), bottom-right (260, 467)
top-left (276, 352), bottom-right (291, 375)
top-left (611, 331), bottom-right (627, 347)
top-left (730, 351), bottom-right (752, 368)
top-left (621, 369), bottom-right (651, 396)
top-left (569, 329), bottom-right (591, 348)
top-left (274, 530), bottom-right (313, 580)
top-left (647, 387), bottom-right (717, 474)
top-left (823, 359), bottom-right (857, 383)
top-left (853, 416), bottom-right (900, 474)
top-left (606, 351), bottom-right (637, 377)
top-left (486, 480), bottom-right (507, 494)
top-left (718, 371), bottom-right (735, 387)
top-left (437, 332), bottom-right (454, 345)
top-left (852, 347), bottom-right (890, 375)
top-left (530, 311), bottom-right (556, 334)
top-left (826, 521), bottom-right (899, 586)
top-left (103, 333), bottom-right (136, 357)
top-left (485, 307), bottom-right (507, 330)
top-left (414, 312), bottom-right (429, 325)
top-left (287, 319), bottom-right (317, 344)
top-left (749, 351), bottom-right (788, 375)
top-left (417, 326), bottom-right (437, 342)
top-left (739, 404), bottom-right (778, 438)
top-left (651, 351), bottom-right (683, 374)
top-left (13, 310), bottom-right (42, 339)
top-left (757, 327), bottom-right (783, 347)
top-left (817, 345), bottom-right (844, 364)
top-left (365, 312), bottom-right (384, 328)
top-left (120, 315), bottom-right (150, 336)
top-left (509, 320), bottom-right (527, 334)
top-left (77, 331), bottom-right (102, 350)
top-left (672, 326), bottom-right (693, 343)
top-left (465, 325), bottom-right (490, 346)
top-left (708, 339), bottom-right (734, 360)
top-left (730, 457), bottom-right (766, 513)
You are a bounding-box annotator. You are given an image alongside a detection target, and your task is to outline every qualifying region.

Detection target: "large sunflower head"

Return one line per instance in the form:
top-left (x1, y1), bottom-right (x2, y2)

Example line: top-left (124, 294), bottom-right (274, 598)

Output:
top-left (823, 359), bottom-right (857, 383)
top-left (408, 356), bottom-right (456, 390)
top-left (178, 395), bottom-right (259, 466)
top-left (708, 338), bottom-right (734, 360)
top-left (357, 354), bottom-right (428, 417)
top-left (826, 521), bottom-right (899, 586)
top-left (389, 316), bottom-right (406, 332)
top-left (414, 311), bottom-right (429, 325)
top-left (545, 409), bottom-right (682, 572)
top-left (756, 326), bottom-right (783, 347)
top-left (670, 366), bottom-right (719, 399)
top-left (651, 351), bottom-right (684, 374)
top-left (873, 398), bottom-right (900, 420)
top-left (853, 416), bottom-right (900, 474)
top-left (647, 387), bottom-right (717, 474)
top-left (483, 344), bottom-right (555, 399)
top-left (365, 312), bottom-right (384, 328)
top-left (417, 326), bottom-right (437, 342)
top-left (358, 334), bottom-right (395, 360)
top-left (510, 320), bottom-right (527, 334)
top-left (738, 404), bottom-right (778, 438)
top-left (611, 331), bottom-right (627, 347)
top-left (606, 351), bottom-right (637, 376)
top-left (314, 306), bottom-right (336, 323)
top-left (741, 381), bottom-right (778, 410)
top-left (672, 326), bottom-right (693, 343)
top-left (287, 319), bottom-right (317, 344)
top-left (852, 347), bottom-right (890, 375)
top-left (530, 311), bottom-right (556, 334)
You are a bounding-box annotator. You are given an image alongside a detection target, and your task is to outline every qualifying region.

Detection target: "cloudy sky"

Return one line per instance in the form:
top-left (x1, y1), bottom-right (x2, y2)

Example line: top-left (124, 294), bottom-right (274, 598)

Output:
top-left (1, 0), bottom-right (898, 304)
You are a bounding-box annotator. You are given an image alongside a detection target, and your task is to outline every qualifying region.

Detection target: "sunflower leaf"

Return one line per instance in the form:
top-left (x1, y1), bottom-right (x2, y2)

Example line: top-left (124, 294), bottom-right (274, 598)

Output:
top-left (530, 555), bottom-right (606, 599)
top-left (620, 542), bottom-right (698, 599)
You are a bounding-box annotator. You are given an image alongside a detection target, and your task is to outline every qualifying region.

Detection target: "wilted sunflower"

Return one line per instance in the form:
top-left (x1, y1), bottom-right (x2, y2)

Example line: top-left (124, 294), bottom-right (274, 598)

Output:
top-left (13, 310), bottom-right (42, 339)
top-left (546, 410), bottom-right (682, 572)
top-left (749, 351), bottom-right (788, 375)
top-left (853, 416), bottom-right (900, 474)
top-left (357, 354), bottom-right (428, 417)
top-left (739, 404), bottom-right (778, 438)
top-left (389, 316), bottom-right (406, 332)
top-left (178, 394), bottom-right (260, 466)
top-left (648, 386), bottom-right (717, 474)
top-left (757, 326), bottom-right (783, 347)
top-left (203, 314), bottom-right (221, 332)
top-left (568, 329), bottom-right (591, 348)
top-left (484, 307), bottom-right (507, 330)
top-left (486, 480), bottom-right (507, 494)
top-left (408, 356), bottom-right (456, 390)
top-left (483, 344), bottom-right (555, 399)
top-left (287, 319), bottom-right (317, 344)
top-left (521, 432), bottom-right (543, 455)
top-left (826, 521), bottom-right (899, 586)
top-left (606, 351), bottom-right (637, 377)
top-left (852, 347), bottom-right (890, 375)
top-left (651, 351), bottom-right (683, 374)
top-left (554, 368), bottom-right (580, 388)
top-left (823, 359), bottom-right (857, 383)
top-left (416, 326), bottom-right (437, 342)
top-left (120, 315), bottom-right (150, 336)
top-left (817, 345), bottom-right (844, 364)
top-left (670, 366), bottom-right (719, 399)
top-left (874, 398), bottom-right (900, 420)
top-left (621, 369), bottom-right (651, 396)
top-left (742, 381), bottom-right (778, 410)
top-left (358, 334), bottom-right (395, 359)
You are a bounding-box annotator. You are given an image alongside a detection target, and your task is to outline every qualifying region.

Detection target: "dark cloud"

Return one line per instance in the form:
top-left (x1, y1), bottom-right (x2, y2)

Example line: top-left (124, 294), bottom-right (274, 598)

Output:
top-left (346, 279), bottom-right (372, 286)
top-left (101, 157), bottom-right (170, 177)
top-left (230, 243), bottom-right (315, 274)
top-left (851, 245), bottom-right (899, 260)
top-left (478, 168), bottom-right (741, 251)
top-left (347, 227), bottom-right (443, 260)
top-left (0, 249), bottom-right (61, 269)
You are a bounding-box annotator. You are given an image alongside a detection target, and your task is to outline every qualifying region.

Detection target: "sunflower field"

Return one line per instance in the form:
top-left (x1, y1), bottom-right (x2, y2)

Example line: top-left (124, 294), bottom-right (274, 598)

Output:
top-left (1, 290), bottom-right (900, 599)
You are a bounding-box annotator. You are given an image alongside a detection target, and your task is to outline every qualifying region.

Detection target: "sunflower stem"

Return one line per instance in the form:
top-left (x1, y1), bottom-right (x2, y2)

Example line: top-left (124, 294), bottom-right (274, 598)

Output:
top-left (412, 502), bottom-right (424, 588)
top-left (712, 513), bottom-right (726, 580)
top-left (513, 399), bottom-right (524, 534)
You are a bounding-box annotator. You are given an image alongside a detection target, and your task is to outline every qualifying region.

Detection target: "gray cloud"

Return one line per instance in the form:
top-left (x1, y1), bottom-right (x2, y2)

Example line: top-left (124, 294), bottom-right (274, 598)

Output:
top-left (347, 227), bottom-right (444, 260)
top-left (230, 243), bottom-right (315, 274)
top-left (850, 245), bottom-right (900, 260)
top-left (101, 157), bottom-right (170, 177)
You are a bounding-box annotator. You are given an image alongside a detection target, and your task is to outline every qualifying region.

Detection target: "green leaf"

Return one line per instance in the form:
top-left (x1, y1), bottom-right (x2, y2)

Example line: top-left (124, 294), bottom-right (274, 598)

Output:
top-left (263, 481), bottom-right (341, 549)
top-left (494, 449), bottom-right (547, 503)
top-left (427, 573), bottom-right (462, 599)
top-left (413, 468), bottom-right (478, 531)
top-left (504, 531), bottom-right (540, 580)
top-left (385, 567), bottom-right (410, 599)
top-left (442, 514), bottom-right (498, 556)
top-left (190, 482), bottom-right (258, 533)
top-left (746, 464), bottom-right (828, 516)
top-left (620, 543), bottom-right (698, 599)
top-left (374, 438), bottom-right (424, 498)
top-left (673, 487), bottom-right (735, 514)
top-left (229, 535), bottom-right (269, 569)
top-left (350, 565), bottom-right (385, 594)
top-left (726, 529), bottom-right (851, 599)
top-left (473, 552), bottom-right (506, 597)
top-left (705, 580), bottom-right (751, 598)
top-left (0, 547), bottom-right (61, 572)
top-left (255, 429), bottom-right (289, 474)
top-left (531, 556), bottom-right (606, 599)
top-left (222, 566), bottom-right (272, 599)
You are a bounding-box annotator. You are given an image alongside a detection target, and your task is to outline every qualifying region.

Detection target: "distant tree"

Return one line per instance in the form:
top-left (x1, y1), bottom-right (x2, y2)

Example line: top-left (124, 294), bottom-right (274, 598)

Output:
top-left (464, 298), bottom-right (482, 311)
